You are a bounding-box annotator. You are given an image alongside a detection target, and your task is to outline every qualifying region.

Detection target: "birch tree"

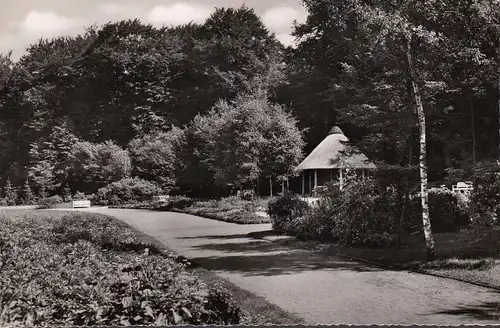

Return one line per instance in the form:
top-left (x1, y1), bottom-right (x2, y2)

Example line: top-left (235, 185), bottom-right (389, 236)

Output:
top-left (292, 0), bottom-right (438, 259)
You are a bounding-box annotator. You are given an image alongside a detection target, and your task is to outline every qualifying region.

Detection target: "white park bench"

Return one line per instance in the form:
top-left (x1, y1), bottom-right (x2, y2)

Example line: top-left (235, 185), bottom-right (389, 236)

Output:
top-left (452, 181), bottom-right (473, 195)
top-left (72, 200), bottom-right (91, 208)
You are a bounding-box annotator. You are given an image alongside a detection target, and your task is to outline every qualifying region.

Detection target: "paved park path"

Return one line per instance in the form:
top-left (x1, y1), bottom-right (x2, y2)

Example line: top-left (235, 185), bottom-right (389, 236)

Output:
top-left (69, 208), bottom-right (500, 324)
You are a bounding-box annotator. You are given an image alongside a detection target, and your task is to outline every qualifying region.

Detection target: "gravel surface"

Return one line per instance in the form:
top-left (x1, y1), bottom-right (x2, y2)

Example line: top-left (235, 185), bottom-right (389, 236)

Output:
top-left (56, 207), bottom-right (500, 324)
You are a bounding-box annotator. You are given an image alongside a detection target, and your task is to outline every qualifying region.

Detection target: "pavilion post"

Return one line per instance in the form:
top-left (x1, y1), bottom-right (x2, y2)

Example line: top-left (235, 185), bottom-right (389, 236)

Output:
top-left (302, 172), bottom-right (305, 196)
top-left (314, 170), bottom-right (318, 195)
top-left (309, 171), bottom-right (312, 196)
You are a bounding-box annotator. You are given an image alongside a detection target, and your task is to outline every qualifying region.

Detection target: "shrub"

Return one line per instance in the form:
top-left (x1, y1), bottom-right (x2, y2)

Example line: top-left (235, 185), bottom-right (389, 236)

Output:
top-left (293, 197), bottom-right (340, 241)
top-left (205, 284), bottom-right (241, 324)
top-left (268, 193), bottom-right (309, 234)
top-left (37, 195), bottom-right (64, 209)
top-left (0, 212), bottom-right (241, 326)
top-left (154, 196), bottom-right (194, 210)
top-left (95, 178), bottom-right (163, 205)
top-left (179, 207), bottom-right (269, 224)
top-left (274, 178), bottom-right (399, 247)
top-left (70, 140), bottom-right (132, 194)
top-left (328, 178), bottom-right (398, 246)
top-left (218, 196), bottom-right (246, 210)
top-left (73, 190), bottom-right (87, 200)
top-left (3, 180), bottom-right (18, 206)
top-left (427, 187), bottom-right (470, 232)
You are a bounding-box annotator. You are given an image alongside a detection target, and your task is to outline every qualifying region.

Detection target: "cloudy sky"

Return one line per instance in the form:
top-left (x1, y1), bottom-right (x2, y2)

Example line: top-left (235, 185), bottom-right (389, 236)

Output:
top-left (1, 0), bottom-right (308, 61)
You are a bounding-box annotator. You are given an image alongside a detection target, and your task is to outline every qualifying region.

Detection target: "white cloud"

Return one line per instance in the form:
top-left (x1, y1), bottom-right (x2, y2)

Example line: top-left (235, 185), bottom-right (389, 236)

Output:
top-left (147, 3), bottom-right (214, 26)
top-left (262, 6), bottom-right (307, 32)
top-left (20, 11), bottom-right (76, 34)
top-left (275, 33), bottom-right (297, 47)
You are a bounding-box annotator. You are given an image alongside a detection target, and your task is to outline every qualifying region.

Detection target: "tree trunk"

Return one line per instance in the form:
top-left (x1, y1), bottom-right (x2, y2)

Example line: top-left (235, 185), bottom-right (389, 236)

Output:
top-left (269, 178), bottom-right (273, 197)
top-left (406, 35), bottom-right (435, 261)
top-left (498, 72), bottom-right (500, 161)
top-left (470, 97), bottom-right (476, 168)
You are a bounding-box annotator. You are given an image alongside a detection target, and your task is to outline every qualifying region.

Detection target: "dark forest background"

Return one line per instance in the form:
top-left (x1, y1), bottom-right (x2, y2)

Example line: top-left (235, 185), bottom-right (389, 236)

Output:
top-left (1, 0), bottom-right (500, 199)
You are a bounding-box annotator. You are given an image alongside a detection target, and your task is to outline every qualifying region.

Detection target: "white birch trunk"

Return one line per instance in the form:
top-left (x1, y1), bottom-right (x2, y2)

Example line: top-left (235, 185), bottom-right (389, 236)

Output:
top-left (406, 35), bottom-right (435, 261)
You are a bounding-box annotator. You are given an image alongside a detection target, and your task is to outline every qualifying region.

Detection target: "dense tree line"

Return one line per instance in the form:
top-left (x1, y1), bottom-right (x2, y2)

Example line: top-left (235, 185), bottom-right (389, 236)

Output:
top-left (0, 6), bottom-right (302, 199)
top-left (2, 0), bottom-right (500, 211)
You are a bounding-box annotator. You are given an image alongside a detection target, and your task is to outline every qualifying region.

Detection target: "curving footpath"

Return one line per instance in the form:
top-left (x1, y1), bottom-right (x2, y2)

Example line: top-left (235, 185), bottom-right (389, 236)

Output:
top-left (65, 207), bottom-right (500, 324)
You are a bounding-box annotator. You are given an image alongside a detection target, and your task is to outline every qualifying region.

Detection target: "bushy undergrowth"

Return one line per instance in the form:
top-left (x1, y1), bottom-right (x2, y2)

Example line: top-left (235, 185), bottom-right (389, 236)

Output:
top-left (427, 187), bottom-right (471, 232)
top-left (112, 196), bottom-right (194, 211)
top-left (268, 193), bottom-right (309, 234)
top-left (95, 178), bottom-right (163, 205)
top-left (271, 176), bottom-right (473, 248)
top-left (177, 207), bottom-right (270, 224)
top-left (0, 211), bottom-right (241, 326)
top-left (37, 195), bottom-right (64, 209)
top-left (113, 196), bottom-right (271, 224)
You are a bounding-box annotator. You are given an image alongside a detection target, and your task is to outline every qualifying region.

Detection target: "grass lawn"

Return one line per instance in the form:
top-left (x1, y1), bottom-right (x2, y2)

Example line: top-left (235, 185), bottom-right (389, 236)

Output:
top-left (276, 229), bottom-right (500, 289)
top-left (0, 209), bottom-right (301, 326)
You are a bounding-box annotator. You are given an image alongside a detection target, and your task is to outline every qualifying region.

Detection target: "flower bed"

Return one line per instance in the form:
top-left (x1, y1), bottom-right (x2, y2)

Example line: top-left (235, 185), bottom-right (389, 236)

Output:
top-left (112, 196), bottom-right (271, 224)
top-left (173, 207), bottom-right (270, 224)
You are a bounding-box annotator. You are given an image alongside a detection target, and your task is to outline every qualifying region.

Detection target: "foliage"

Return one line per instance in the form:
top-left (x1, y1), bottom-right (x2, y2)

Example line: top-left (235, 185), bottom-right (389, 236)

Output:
top-left (327, 178), bottom-right (399, 247)
top-left (21, 180), bottom-right (35, 205)
top-left (95, 178), bottom-right (162, 205)
top-left (37, 195), bottom-right (64, 209)
top-left (271, 176), bottom-right (404, 246)
top-left (3, 179), bottom-right (18, 206)
top-left (70, 140), bottom-right (132, 194)
top-left (268, 193), bottom-right (309, 234)
top-left (0, 211), bottom-right (241, 326)
top-left (216, 196), bottom-right (247, 210)
top-left (189, 92), bottom-right (304, 189)
top-left (469, 161), bottom-right (500, 229)
top-left (179, 207), bottom-right (270, 224)
top-left (62, 184), bottom-right (72, 201)
top-left (158, 196), bottom-right (194, 210)
top-left (73, 191), bottom-right (87, 200)
top-left (427, 187), bottom-right (471, 233)
top-left (28, 123), bottom-right (79, 195)
top-left (112, 197), bottom-right (270, 224)
top-left (128, 126), bottom-right (185, 191)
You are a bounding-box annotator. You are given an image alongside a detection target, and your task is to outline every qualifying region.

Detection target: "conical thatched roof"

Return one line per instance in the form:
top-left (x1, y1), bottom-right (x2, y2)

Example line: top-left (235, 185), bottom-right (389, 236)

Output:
top-left (296, 126), bottom-right (376, 171)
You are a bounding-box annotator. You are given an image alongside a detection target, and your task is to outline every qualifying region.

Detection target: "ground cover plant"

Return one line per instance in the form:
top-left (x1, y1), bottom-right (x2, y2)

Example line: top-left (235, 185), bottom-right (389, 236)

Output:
top-left (113, 196), bottom-right (272, 224)
top-left (0, 210), bottom-right (241, 326)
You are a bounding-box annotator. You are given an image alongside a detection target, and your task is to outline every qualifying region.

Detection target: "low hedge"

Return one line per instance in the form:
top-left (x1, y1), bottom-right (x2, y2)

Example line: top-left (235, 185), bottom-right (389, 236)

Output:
top-left (95, 178), bottom-right (164, 205)
top-left (0, 211), bottom-right (241, 326)
top-left (36, 195), bottom-right (64, 209)
top-left (174, 207), bottom-right (270, 224)
top-left (112, 197), bottom-right (271, 224)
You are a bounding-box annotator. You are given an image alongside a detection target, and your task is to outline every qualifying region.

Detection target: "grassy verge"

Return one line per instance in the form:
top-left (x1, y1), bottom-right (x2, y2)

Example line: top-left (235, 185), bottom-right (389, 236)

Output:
top-left (0, 209), bottom-right (241, 326)
top-left (274, 229), bottom-right (500, 289)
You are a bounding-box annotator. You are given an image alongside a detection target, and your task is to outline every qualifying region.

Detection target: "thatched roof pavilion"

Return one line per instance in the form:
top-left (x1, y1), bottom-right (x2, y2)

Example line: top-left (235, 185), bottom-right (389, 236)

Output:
top-left (296, 126), bottom-right (376, 195)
